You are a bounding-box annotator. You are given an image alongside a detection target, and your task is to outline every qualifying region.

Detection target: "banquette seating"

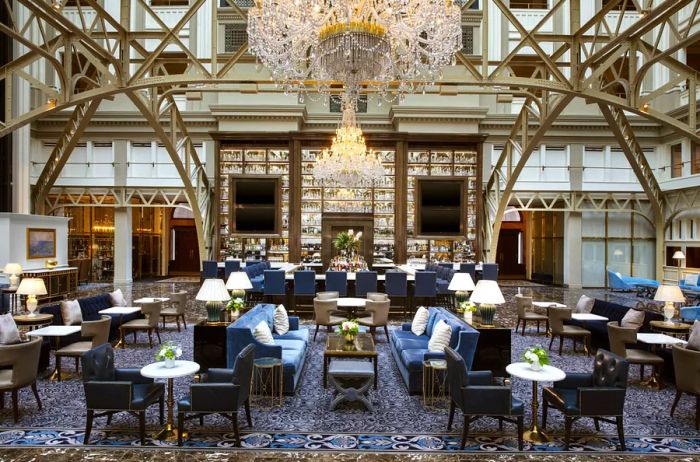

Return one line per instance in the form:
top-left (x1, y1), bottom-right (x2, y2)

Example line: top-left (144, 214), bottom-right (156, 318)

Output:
top-left (390, 306), bottom-right (479, 394)
top-left (226, 303), bottom-right (309, 393)
top-left (606, 268), bottom-right (659, 292)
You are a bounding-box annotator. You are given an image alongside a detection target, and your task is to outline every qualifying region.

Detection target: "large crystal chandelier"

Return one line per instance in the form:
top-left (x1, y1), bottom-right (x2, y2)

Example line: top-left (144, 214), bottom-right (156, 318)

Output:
top-left (313, 97), bottom-right (385, 188)
top-left (247, 0), bottom-right (463, 101)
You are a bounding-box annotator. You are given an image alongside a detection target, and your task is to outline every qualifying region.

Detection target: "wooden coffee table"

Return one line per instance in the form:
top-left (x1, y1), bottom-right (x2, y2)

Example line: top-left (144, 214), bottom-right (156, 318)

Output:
top-left (323, 333), bottom-right (378, 389)
top-left (649, 320), bottom-right (691, 340)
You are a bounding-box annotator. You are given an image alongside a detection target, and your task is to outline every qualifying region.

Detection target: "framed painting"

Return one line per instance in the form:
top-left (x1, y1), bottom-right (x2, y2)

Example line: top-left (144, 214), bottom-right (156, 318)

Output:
top-left (27, 228), bottom-right (56, 260)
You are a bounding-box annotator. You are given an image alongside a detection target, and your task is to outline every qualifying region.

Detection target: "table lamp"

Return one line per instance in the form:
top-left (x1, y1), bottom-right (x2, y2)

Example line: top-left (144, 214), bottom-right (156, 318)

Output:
top-left (16, 278), bottom-right (47, 316)
top-left (3, 263), bottom-right (22, 289)
top-left (469, 280), bottom-right (505, 327)
top-left (226, 271), bottom-right (252, 299)
top-left (448, 273), bottom-right (475, 306)
top-left (673, 250), bottom-right (685, 284)
top-left (654, 284), bottom-right (686, 322)
top-left (196, 278), bottom-right (231, 322)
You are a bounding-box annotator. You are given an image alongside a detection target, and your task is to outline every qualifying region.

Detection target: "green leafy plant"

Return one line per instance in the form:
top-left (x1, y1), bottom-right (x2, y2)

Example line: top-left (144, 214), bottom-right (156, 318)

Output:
top-left (333, 230), bottom-right (361, 255)
top-left (522, 345), bottom-right (549, 366)
top-left (457, 301), bottom-right (477, 313)
top-left (226, 297), bottom-right (245, 312)
top-left (155, 341), bottom-right (182, 361)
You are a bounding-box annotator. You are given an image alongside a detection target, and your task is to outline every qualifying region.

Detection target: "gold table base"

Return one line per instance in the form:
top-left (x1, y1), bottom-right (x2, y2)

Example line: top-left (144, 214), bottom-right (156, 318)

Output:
top-left (523, 380), bottom-right (551, 443)
top-left (153, 423), bottom-right (186, 442)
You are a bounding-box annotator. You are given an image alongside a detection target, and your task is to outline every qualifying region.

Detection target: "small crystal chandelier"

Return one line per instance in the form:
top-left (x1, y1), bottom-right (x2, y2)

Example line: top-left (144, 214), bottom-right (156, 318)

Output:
top-left (247, 0), bottom-right (463, 101)
top-left (313, 96), bottom-right (385, 188)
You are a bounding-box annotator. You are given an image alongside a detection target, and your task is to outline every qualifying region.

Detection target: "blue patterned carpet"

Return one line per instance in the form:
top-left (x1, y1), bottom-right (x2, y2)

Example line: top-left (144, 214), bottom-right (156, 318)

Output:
top-left (0, 281), bottom-right (698, 454)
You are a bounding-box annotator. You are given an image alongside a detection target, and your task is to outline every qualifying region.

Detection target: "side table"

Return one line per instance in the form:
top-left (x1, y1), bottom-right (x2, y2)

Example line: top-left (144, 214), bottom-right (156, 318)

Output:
top-left (422, 359), bottom-right (448, 408)
top-left (193, 320), bottom-right (229, 375)
top-left (253, 357), bottom-right (283, 408)
top-left (649, 320), bottom-right (691, 340)
top-left (13, 313), bottom-right (54, 331)
top-left (506, 362), bottom-right (566, 443)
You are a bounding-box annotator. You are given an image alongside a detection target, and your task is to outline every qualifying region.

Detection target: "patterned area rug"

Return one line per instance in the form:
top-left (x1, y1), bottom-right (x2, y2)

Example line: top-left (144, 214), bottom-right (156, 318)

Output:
top-left (1, 429), bottom-right (699, 454)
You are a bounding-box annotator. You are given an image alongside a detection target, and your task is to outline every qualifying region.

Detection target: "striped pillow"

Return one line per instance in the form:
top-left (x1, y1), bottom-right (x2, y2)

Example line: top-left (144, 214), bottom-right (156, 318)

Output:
top-left (411, 306), bottom-right (430, 336)
top-left (253, 320), bottom-right (274, 345)
top-left (274, 304), bottom-right (289, 336)
top-left (428, 319), bottom-right (452, 353)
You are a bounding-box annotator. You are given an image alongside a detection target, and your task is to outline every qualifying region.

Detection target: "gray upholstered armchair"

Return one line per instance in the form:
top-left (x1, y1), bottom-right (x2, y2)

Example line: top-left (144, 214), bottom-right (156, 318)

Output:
top-left (177, 343), bottom-right (256, 446)
top-left (313, 291), bottom-right (346, 341)
top-left (82, 343), bottom-right (164, 445)
top-left (542, 349), bottom-right (629, 450)
top-left (357, 293), bottom-right (390, 341)
top-left (0, 338), bottom-right (43, 422)
top-left (445, 347), bottom-right (524, 450)
top-left (671, 344), bottom-right (700, 429)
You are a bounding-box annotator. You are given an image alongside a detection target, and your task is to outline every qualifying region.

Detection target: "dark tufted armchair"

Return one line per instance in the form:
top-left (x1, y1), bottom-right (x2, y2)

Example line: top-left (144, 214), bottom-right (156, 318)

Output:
top-left (445, 347), bottom-right (524, 450)
top-left (177, 343), bottom-right (256, 446)
top-left (82, 344), bottom-right (164, 445)
top-left (542, 349), bottom-right (629, 450)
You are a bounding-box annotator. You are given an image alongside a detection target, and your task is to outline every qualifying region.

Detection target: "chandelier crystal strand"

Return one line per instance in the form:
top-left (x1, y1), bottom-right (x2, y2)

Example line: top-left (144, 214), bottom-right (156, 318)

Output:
top-left (248, 0), bottom-right (463, 101)
top-left (313, 96), bottom-right (385, 188)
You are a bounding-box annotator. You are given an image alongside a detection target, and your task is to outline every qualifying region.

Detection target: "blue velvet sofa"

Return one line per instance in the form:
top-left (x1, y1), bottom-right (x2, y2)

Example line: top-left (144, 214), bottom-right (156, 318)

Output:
top-left (606, 268), bottom-right (659, 292)
top-left (680, 275), bottom-right (700, 292)
top-left (226, 303), bottom-right (309, 393)
top-left (244, 261), bottom-right (271, 292)
top-left (40, 293), bottom-right (143, 346)
top-left (425, 263), bottom-right (454, 294)
top-left (567, 298), bottom-right (663, 349)
top-left (680, 306), bottom-right (700, 321)
top-left (390, 307), bottom-right (479, 394)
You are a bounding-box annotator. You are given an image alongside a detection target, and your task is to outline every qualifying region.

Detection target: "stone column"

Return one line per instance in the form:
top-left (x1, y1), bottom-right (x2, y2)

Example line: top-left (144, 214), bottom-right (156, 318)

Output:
top-left (114, 207), bottom-right (133, 284)
top-left (564, 212), bottom-right (583, 289)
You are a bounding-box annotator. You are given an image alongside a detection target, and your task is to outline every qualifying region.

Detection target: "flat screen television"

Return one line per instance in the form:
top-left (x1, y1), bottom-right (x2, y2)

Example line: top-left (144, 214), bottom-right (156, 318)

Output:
top-left (416, 178), bottom-right (465, 237)
top-left (230, 176), bottom-right (280, 234)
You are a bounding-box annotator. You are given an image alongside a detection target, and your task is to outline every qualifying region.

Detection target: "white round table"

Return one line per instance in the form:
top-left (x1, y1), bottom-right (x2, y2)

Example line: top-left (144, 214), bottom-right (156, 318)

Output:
top-left (141, 360), bottom-right (200, 441)
top-left (506, 361), bottom-right (566, 443)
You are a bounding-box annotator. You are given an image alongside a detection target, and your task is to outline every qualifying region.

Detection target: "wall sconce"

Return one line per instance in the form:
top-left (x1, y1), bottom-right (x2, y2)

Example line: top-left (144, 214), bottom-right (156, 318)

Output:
top-left (641, 103), bottom-right (650, 112)
top-left (47, 98), bottom-right (57, 107)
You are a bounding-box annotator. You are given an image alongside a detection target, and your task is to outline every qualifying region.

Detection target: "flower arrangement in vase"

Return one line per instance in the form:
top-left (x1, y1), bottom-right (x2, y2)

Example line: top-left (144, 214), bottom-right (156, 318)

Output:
top-left (457, 301), bottom-right (477, 324)
top-left (155, 341), bottom-right (182, 368)
top-left (333, 229), bottom-right (362, 257)
top-left (522, 345), bottom-right (549, 371)
top-left (226, 297), bottom-right (245, 320)
top-left (339, 319), bottom-right (360, 343)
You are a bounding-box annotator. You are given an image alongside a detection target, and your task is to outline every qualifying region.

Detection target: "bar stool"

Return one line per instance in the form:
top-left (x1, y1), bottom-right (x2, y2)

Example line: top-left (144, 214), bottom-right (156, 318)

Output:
top-left (482, 263), bottom-right (499, 281)
top-left (414, 271), bottom-right (437, 310)
top-left (263, 270), bottom-right (287, 305)
top-left (385, 270), bottom-right (408, 318)
top-left (225, 260), bottom-right (241, 280)
top-left (355, 271), bottom-right (378, 298)
top-left (201, 260), bottom-right (218, 280)
top-left (459, 263), bottom-right (477, 282)
top-left (293, 270), bottom-right (317, 314)
top-left (325, 271), bottom-right (348, 297)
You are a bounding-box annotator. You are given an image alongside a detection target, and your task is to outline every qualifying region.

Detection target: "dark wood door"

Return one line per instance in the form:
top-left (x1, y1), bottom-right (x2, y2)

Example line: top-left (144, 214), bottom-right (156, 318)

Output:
top-left (496, 229), bottom-right (525, 277)
top-left (170, 226), bottom-right (200, 274)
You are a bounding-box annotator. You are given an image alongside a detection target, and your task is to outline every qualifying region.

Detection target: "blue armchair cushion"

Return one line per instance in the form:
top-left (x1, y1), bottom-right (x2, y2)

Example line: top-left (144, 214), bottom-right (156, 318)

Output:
top-left (681, 306), bottom-right (700, 321)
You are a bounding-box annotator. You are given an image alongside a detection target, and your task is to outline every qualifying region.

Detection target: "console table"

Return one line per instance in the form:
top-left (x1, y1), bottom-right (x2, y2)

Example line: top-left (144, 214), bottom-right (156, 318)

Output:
top-left (193, 320), bottom-right (229, 374)
top-left (23, 267), bottom-right (78, 304)
top-left (472, 324), bottom-right (511, 378)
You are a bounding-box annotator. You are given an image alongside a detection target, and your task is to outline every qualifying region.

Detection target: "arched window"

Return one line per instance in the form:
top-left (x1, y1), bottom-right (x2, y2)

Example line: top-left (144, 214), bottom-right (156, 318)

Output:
top-left (503, 207), bottom-right (522, 222)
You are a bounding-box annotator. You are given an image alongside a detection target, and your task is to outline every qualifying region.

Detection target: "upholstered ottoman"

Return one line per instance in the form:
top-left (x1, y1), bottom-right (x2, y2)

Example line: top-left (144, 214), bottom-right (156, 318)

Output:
top-left (328, 360), bottom-right (374, 411)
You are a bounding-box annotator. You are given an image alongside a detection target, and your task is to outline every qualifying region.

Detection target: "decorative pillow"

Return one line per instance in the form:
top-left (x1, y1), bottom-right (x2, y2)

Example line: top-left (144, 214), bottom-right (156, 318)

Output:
top-left (61, 299), bottom-right (83, 326)
top-left (411, 306), bottom-right (430, 336)
top-left (687, 320), bottom-right (700, 351)
top-left (685, 274), bottom-right (699, 287)
top-left (428, 319), bottom-right (452, 353)
top-left (620, 309), bottom-right (645, 330)
top-left (576, 295), bottom-right (595, 313)
top-left (274, 304), bottom-right (289, 336)
top-left (109, 288), bottom-right (127, 307)
top-left (0, 313), bottom-right (20, 345)
top-left (253, 320), bottom-right (274, 345)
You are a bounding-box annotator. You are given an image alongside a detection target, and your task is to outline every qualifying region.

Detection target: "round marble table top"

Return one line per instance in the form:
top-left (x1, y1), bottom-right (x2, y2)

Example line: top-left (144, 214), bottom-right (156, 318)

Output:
top-left (141, 360), bottom-right (200, 379)
top-left (506, 362), bottom-right (566, 383)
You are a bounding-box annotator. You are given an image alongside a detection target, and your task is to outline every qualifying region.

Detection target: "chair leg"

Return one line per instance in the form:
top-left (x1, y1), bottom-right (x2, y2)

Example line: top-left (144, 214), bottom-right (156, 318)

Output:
top-left (542, 397), bottom-right (548, 430)
top-left (107, 413), bottom-right (112, 425)
top-left (84, 409), bottom-right (94, 444)
top-left (314, 325), bottom-right (319, 341)
top-left (521, 320), bottom-right (526, 336)
top-left (559, 336), bottom-right (563, 355)
top-left (75, 356), bottom-right (79, 372)
top-left (139, 411), bottom-right (146, 445)
top-left (156, 327), bottom-right (162, 344)
top-left (31, 383), bottom-right (42, 410)
top-left (640, 365), bottom-right (645, 381)
top-left (0, 391), bottom-right (4, 409)
top-left (549, 335), bottom-right (554, 351)
top-left (536, 320), bottom-right (540, 333)
top-left (594, 417), bottom-right (600, 431)
top-left (517, 416), bottom-right (524, 450)
top-left (148, 330), bottom-right (153, 348)
top-left (616, 416), bottom-right (625, 451)
top-left (564, 416), bottom-right (572, 450)
top-left (384, 325), bottom-right (390, 342)
top-left (176, 317), bottom-right (181, 332)
top-left (460, 414), bottom-right (469, 450)
top-left (159, 395), bottom-right (165, 425)
top-left (671, 390), bottom-right (682, 416)
top-left (11, 389), bottom-right (18, 423)
top-left (515, 319), bottom-right (520, 334)
top-left (181, 315), bottom-right (187, 330)
top-left (245, 399), bottom-right (252, 427)
top-left (232, 411), bottom-right (241, 447)
top-left (447, 400), bottom-right (455, 431)
top-left (178, 412), bottom-right (184, 446)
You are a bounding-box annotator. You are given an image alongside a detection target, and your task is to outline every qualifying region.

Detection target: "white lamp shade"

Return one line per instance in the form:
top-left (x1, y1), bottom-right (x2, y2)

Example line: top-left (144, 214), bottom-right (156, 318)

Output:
top-left (448, 272), bottom-right (475, 292)
top-left (226, 271), bottom-right (253, 291)
top-left (673, 251), bottom-right (686, 260)
top-left (3, 263), bottom-right (22, 275)
top-left (653, 284), bottom-right (686, 304)
top-left (196, 278), bottom-right (231, 302)
top-left (469, 280), bottom-right (505, 305)
top-left (16, 278), bottom-right (47, 296)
